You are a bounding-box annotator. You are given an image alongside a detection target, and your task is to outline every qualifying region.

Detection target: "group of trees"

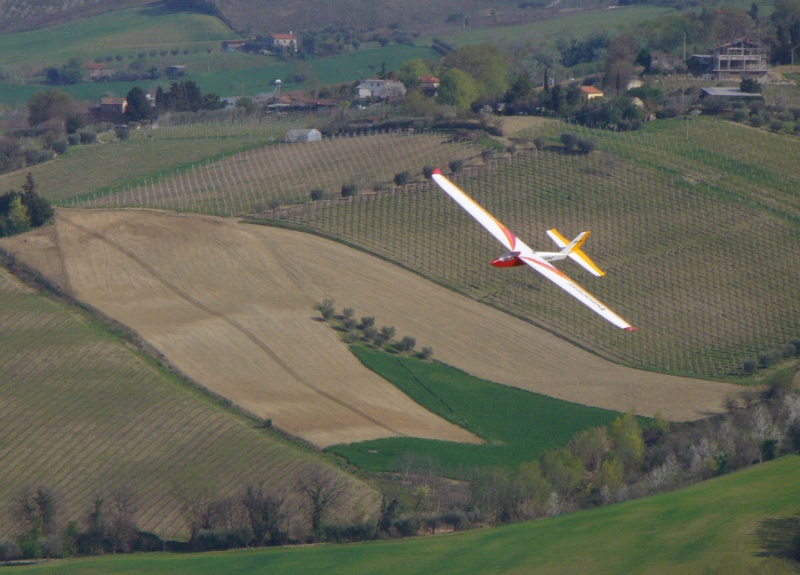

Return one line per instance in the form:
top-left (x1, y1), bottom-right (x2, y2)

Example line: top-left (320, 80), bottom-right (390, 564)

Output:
top-left (0, 466), bottom-right (354, 561)
top-left (0, 174), bottom-right (53, 237)
top-left (468, 376), bottom-right (800, 525)
top-left (315, 299), bottom-right (432, 358)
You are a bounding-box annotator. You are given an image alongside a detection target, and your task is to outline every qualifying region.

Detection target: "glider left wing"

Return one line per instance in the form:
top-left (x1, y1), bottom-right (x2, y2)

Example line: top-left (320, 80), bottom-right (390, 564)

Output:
top-left (431, 169), bottom-right (637, 331)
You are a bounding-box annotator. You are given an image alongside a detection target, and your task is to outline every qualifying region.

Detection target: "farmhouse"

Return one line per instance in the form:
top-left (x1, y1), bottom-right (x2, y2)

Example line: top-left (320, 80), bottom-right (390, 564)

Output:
top-left (84, 62), bottom-right (112, 81)
top-left (270, 33), bottom-right (298, 52)
top-left (284, 128), bottom-right (322, 143)
top-left (689, 38), bottom-right (769, 80)
top-left (95, 97), bottom-right (127, 123)
top-left (420, 75), bottom-right (441, 96)
top-left (356, 79), bottom-right (407, 100)
top-left (580, 86), bottom-right (604, 101)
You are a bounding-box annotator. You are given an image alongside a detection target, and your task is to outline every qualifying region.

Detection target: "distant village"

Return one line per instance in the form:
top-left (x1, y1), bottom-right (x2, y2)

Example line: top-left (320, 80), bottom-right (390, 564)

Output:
top-left (86, 33), bottom-right (779, 131)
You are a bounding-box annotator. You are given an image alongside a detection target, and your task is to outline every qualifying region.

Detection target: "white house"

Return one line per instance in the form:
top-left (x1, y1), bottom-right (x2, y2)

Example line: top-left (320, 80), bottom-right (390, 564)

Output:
top-left (356, 80), bottom-right (407, 99)
top-left (284, 128), bottom-right (322, 143)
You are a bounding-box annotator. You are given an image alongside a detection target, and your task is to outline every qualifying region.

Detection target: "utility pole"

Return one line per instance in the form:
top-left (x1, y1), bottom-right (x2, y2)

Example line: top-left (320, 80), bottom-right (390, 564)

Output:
top-left (683, 32), bottom-right (687, 62)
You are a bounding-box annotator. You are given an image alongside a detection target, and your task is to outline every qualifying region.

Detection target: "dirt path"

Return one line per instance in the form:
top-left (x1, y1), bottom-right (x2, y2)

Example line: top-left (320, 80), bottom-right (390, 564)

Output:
top-left (1, 210), bottom-right (738, 447)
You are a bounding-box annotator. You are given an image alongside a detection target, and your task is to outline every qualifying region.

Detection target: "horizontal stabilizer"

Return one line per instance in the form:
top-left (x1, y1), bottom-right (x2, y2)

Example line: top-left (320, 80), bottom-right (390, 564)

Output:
top-left (547, 229), bottom-right (606, 277)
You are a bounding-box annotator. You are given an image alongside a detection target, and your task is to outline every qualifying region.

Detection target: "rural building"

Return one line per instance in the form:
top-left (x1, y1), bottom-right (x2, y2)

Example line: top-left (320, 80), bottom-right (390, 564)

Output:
top-left (284, 128), bottom-right (322, 143)
top-left (356, 79), bottom-right (407, 100)
top-left (580, 86), bottom-right (604, 101)
top-left (700, 87), bottom-right (764, 102)
top-left (689, 39), bottom-right (768, 80)
top-left (221, 40), bottom-right (247, 52)
top-left (270, 33), bottom-right (298, 52)
top-left (420, 75), bottom-right (441, 96)
top-left (96, 97), bottom-right (127, 123)
top-left (85, 62), bottom-right (112, 81)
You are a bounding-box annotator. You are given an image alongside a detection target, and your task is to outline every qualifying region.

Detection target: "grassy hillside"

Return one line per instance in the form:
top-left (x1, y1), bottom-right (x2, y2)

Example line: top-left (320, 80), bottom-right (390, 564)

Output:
top-left (0, 6), bottom-right (232, 68)
top-left (55, 130), bottom-right (480, 210)
top-left (28, 115), bottom-right (799, 380)
top-left (0, 265), bottom-right (379, 539)
top-left (328, 346), bottom-right (623, 473)
top-left (12, 455), bottom-right (800, 574)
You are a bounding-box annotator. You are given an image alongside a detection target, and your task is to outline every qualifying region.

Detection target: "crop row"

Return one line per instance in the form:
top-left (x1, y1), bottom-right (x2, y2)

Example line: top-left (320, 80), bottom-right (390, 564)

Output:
top-left (66, 131), bottom-right (481, 214)
top-left (269, 121), bottom-right (799, 378)
top-left (0, 269), bottom-right (376, 538)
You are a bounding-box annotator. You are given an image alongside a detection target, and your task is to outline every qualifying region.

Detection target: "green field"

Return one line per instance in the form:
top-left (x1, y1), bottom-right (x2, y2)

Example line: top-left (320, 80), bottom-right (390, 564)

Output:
top-left (328, 346), bottom-right (623, 473)
top-left (0, 266), bottom-right (378, 539)
top-left (11, 455), bottom-right (800, 575)
top-left (0, 6), bottom-right (233, 69)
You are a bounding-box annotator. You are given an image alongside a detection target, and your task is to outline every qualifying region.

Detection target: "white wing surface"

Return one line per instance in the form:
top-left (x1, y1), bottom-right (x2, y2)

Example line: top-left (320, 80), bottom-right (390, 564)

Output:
top-left (431, 169), bottom-right (637, 331)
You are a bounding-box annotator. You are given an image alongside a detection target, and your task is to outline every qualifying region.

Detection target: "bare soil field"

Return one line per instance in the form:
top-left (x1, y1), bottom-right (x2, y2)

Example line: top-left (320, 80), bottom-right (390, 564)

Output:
top-left (1, 210), bottom-right (737, 449)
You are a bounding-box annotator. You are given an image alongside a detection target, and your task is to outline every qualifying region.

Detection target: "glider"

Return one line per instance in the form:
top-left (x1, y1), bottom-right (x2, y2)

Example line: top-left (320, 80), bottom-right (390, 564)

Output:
top-left (431, 169), bottom-right (637, 331)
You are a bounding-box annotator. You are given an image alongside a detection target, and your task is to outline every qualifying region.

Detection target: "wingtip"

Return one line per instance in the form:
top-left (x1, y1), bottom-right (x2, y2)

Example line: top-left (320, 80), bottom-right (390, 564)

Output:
top-left (431, 168), bottom-right (442, 177)
top-left (624, 326), bottom-right (640, 332)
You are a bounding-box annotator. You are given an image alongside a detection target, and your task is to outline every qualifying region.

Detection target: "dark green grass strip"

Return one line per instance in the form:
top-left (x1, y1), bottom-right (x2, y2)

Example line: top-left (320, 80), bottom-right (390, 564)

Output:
top-left (326, 346), bottom-right (624, 474)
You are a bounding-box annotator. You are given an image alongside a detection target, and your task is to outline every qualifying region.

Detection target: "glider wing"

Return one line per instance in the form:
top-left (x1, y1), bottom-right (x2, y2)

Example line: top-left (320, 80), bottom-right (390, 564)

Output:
top-left (431, 169), bottom-right (637, 331)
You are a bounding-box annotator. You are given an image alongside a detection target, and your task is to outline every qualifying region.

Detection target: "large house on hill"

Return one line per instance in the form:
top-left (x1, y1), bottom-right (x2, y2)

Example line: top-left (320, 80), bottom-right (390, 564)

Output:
top-left (689, 38), bottom-right (769, 80)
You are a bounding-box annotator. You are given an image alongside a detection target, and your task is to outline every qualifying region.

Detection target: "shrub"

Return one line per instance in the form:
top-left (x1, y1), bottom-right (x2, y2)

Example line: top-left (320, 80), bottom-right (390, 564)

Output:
top-left (51, 136), bottom-right (69, 154)
top-left (393, 516), bottom-right (420, 537)
top-left (422, 165), bottom-right (434, 179)
top-left (560, 132), bottom-right (577, 151)
top-left (448, 159), bottom-right (464, 174)
top-left (742, 358), bottom-right (757, 374)
top-left (78, 130), bottom-right (97, 144)
top-left (341, 182), bottom-right (357, 197)
top-left (393, 171), bottom-right (410, 186)
top-left (576, 137), bottom-right (595, 154)
top-left (310, 188), bottom-right (325, 201)
top-left (24, 148), bottom-right (53, 165)
top-left (315, 299), bottom-right (335, 320)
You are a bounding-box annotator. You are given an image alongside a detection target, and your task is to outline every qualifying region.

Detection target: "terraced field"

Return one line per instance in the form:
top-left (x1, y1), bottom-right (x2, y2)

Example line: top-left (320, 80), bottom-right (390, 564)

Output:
top-left (0, 266), bottom-right (379, 539)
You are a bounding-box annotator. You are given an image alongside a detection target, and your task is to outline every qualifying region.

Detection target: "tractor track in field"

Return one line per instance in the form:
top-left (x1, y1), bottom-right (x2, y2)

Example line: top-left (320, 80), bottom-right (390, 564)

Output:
top-left (56, 212), bottom-right (407, 439)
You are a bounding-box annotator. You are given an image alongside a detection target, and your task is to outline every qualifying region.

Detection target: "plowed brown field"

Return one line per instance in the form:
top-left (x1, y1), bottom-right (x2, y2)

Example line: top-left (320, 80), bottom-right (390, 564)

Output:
top-left (1, 210), bottom-right (737, 447)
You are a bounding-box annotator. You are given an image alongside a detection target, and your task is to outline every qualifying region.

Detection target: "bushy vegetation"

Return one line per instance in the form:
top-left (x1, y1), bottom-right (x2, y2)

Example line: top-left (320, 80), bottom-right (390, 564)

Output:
top-left (0, 174), bottom-right (53, 237)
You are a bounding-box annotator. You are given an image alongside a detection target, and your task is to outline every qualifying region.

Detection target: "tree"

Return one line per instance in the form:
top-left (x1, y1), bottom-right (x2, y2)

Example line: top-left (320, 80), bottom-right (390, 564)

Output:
top-left (298, 468), bottom-right (347, 541)
top-left (442, 43), bottom-right (509, 100)
top-left (504, 72), bottom-right (534, 104)
top-left (5, 196), bottom-right (30, 235)
top-left (394, 171), bottom-right (410, 186)
top-left (241, 482), bottom-right (285, 546)
top-left (27, 89), bottom-right (77, 127)
top-left (569, 427), bottom-right (610, 473)
top-left (21, 173), bottom-right (53, 227)
top-left (540, 448), bottom-right (583, 496)
top-left (437, 68), bottom-right (479, 112)
top-left (609, 412), bottom-right (645, 473)
top-left (125, 87), bottom-right (151, 122)
top-left (397, 59), bottom-right (433, 91)
top-left (60, 58), bottom-right (83, 84)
